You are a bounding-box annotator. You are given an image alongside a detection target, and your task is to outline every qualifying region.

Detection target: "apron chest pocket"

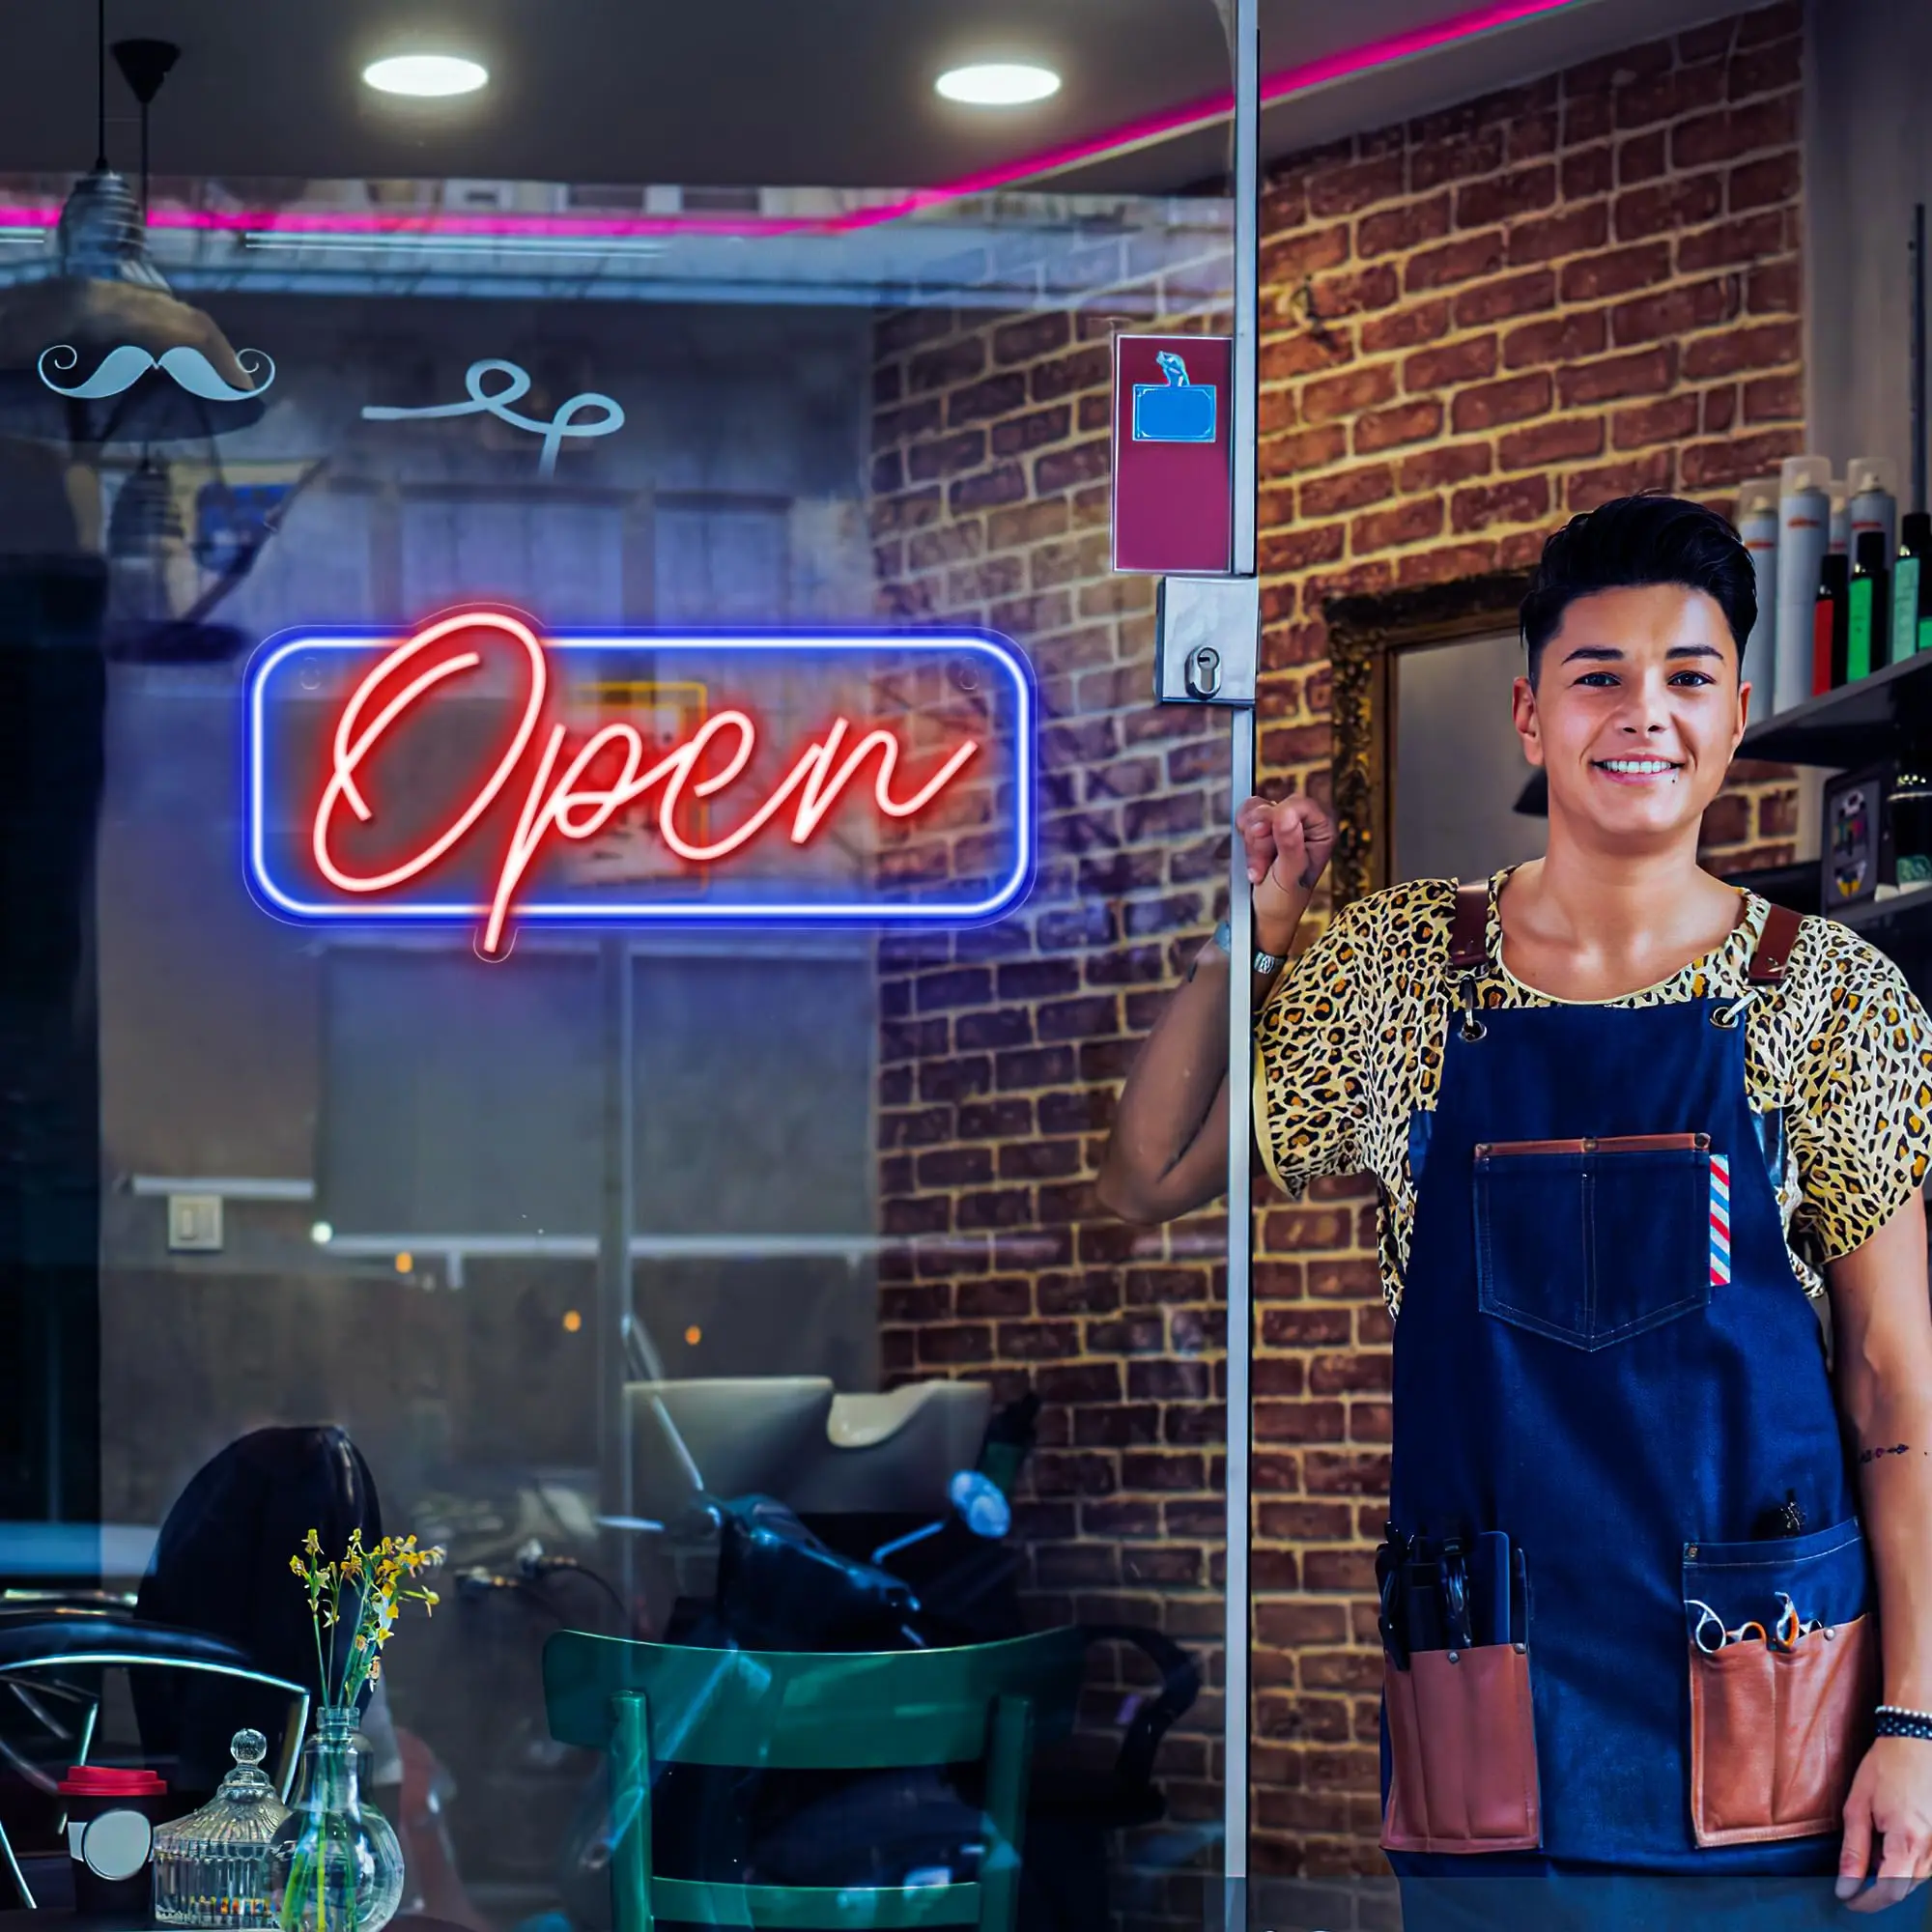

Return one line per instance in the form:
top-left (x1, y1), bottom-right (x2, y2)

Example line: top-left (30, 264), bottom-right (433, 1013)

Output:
top-left (1474, 1134), bottom-right (1718, 1350)
top-left (1684, 1520), bottom-right (1877, 1847)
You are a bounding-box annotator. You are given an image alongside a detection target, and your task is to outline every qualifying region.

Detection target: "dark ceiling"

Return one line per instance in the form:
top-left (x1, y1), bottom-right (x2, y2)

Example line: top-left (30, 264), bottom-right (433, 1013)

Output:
top-left (0, 0), bottom-right (1743, 198)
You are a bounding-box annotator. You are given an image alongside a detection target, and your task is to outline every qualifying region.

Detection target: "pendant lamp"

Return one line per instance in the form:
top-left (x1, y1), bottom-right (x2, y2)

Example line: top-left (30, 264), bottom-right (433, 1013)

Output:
top-left (0, 17), bottom-right (270, 443)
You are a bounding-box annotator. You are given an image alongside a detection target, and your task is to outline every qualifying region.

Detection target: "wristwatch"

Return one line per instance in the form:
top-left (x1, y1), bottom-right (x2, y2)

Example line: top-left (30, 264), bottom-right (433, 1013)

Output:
top-left (1212, 920), bottom-right (1287, 976)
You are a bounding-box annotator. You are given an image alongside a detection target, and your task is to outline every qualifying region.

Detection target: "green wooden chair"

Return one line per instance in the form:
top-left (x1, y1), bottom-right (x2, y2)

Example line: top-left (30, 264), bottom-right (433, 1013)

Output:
top-left (542, 1627), bottom-right (1088, 1932)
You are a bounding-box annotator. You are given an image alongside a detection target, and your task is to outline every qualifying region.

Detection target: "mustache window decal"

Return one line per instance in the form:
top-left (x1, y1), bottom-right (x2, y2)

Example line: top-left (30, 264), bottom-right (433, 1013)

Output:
top-left (360, 358), bottom-right (624, 477)
top-left (38, 342), bottom-right (276, 402)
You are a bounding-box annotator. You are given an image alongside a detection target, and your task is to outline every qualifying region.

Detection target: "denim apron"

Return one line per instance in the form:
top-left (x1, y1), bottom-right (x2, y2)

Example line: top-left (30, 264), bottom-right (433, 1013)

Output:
top-left (1384, 884), bottom-right (1872, 1876)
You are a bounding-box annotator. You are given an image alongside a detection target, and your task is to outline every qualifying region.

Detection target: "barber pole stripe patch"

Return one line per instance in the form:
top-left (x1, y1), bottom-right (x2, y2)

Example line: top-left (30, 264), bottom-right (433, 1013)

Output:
top-left (1710, 1153), bottom-right (1731, 1287)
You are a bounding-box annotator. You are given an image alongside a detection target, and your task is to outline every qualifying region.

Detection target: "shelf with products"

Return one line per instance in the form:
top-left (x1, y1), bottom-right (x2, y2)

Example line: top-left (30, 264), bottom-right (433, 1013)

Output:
top-left (1731, 654), bottom-right (1932, 964)
top-left (1737, 647), bottom-right (1932, 770)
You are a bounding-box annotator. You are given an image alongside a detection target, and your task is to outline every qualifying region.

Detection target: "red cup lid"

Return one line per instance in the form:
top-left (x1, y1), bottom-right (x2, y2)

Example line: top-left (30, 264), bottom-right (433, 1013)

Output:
top-left (58, 1766), bottom-right (166, 1796)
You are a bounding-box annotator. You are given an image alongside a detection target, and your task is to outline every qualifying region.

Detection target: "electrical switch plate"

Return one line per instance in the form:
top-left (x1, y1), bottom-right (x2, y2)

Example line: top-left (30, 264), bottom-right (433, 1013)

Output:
top-left (167, 1193), bottom-right (223, 1253)
top-left (1153, 574), bottom-right (1260, 706)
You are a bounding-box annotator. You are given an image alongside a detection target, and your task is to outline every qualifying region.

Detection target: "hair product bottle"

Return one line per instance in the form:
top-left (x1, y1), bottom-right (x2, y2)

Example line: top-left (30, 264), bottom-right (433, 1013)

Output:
top-left (1847, 530), bottom-right (1891, 679)
top-left (1814, 551), bottom-right (1850, 695)
top-left (1847, 456), bottom-right (1900, 566)
top-left (1736, 476), bottom-right (1778, 710)
top-left (1896, 511), bottom-right (1931, 658)
top-left (1776, 455), bottom-right (1833, 709)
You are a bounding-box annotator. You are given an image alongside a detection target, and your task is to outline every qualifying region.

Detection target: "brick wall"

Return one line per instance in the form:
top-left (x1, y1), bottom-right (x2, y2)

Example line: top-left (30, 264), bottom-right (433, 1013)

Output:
top-left (867, 1), bottom-right (1803, 1883)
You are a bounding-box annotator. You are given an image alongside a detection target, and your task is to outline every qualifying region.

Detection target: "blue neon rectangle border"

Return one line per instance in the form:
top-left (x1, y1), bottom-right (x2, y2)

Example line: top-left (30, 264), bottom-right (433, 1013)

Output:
top-left (244, 625), bottom-right (1036, 927)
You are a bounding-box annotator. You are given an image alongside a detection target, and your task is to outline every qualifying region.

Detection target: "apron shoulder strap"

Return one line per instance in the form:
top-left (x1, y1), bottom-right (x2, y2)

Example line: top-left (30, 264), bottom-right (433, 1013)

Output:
top-left (1746, 901), bottom-right (1803, 985)
top-left (1447, 879), bottom-right (1490, 971)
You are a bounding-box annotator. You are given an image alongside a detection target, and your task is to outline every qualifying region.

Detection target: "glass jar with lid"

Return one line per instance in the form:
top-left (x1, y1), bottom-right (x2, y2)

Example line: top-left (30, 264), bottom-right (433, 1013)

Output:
top-left (153, 1728), bottom-right (291, 1926)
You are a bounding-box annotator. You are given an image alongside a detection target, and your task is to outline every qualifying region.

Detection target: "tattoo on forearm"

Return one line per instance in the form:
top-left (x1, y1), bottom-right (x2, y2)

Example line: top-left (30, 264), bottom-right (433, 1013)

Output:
top-left (1859, 1442), bottom-right (1911, 1464)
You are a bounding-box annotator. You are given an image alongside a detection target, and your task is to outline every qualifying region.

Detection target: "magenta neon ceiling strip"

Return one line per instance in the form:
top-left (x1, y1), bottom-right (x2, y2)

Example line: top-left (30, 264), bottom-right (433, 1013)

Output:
top-left (0, 0), bottom-right (1582, 245)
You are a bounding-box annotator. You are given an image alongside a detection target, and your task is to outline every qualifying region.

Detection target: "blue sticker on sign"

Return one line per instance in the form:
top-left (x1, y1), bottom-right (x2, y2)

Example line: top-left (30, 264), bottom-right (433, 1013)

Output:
top-left (1131, 351), bottom-right (1216, 443)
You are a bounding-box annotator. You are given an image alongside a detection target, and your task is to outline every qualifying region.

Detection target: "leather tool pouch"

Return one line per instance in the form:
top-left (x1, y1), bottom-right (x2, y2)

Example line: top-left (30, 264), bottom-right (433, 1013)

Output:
top-left (1378, 1533), bottom-right (1542, 1854)
top-left (1382, 1644), bottom-right (1542, 1853)
top-left (1685, 1520), bottom-right (1876, 1846)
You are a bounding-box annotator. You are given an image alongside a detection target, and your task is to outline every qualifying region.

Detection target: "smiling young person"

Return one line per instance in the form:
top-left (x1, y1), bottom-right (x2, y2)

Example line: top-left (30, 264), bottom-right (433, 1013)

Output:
top-left (1098, 495), bottom-right (1932, 1915)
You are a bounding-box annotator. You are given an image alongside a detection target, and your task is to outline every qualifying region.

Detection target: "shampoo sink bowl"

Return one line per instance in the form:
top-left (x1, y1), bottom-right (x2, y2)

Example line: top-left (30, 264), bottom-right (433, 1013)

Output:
top-left (628, 1376), bottom-right (991, 1519)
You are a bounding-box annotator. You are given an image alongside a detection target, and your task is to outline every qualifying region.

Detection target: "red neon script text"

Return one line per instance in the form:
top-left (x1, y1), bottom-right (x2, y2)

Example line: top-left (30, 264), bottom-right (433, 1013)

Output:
top-left (312, 611), bottom-right (981, 955)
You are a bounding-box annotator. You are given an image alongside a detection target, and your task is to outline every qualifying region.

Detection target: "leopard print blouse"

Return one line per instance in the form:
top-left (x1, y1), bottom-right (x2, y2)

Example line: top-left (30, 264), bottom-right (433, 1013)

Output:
top-left (1253, 874), bottom-right (1932, 1319)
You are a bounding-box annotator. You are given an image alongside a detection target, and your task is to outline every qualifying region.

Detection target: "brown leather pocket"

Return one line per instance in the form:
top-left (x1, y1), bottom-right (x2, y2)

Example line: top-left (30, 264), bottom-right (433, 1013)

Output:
top-left (1382, 1644), bottom-right (1542, 1854)
top-left (1689, 1613), bottom-right (1878, 1846)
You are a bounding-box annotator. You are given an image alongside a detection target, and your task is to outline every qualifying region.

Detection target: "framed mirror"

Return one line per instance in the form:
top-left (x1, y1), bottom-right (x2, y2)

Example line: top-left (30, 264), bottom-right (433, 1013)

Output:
top-left (1325, 571), bottom-right (1543, 905)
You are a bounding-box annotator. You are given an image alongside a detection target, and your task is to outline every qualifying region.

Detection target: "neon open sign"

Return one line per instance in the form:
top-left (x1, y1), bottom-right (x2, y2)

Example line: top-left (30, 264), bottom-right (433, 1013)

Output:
top-left (246, 611), bottom-right (1034, 954)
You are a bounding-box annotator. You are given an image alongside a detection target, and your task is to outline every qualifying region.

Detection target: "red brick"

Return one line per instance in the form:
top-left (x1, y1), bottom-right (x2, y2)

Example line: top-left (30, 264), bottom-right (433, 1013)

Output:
top-left (1509, 110), bottom-right (1560, 162)
top-left (1359, 298), bottom-right (1452, 355)
top-left (908, 337), bottom-right (983, 392)
top-left (1559, 145), bottom-right (1614, 200)
top-left (1357, 195), bottom-right (1451, 258)
top-left (1612, 394), bottom-right (1700, 448)
top-left (1311, 262), bottom-right (1400, 316)
top-left (1263, 421), bottom-right (1350, 472)
top-left (950, 464), bottom-right (1027, 513)
top-left (1617, 128), bottom-right (1668, 185)
top-left (1671, 95), bottom-right (1799, 170)
top-left (1564, 449), bottom-right (1675, 509)
top-left (990, 404), bottom-right (1070, 458)
top-left (1682, 319), bottom-right (1798, 379)
top-left (1507, 203), bottom-right (1610, 267)
top-left (1731, 35), bottom-right (1802, 100)
top-left (1737, 4), bottom-right (1801, 47)
top-left (1563, 35), bottom-right (1673, 98)
top-left (1259, 523), bottom-right (1347, 574)
top-left (1555, 345), bottom-right (1675, 407)
top-left (946, 372), bottom-right (1027, 426)
top-left (1350, 497), bottom-right (1444, 551)
top-left (1029, 344), bottom-right (1111, 403)
top-left (1610, 275), bottom-right (1741, 347)
top-left (1614, 174), bottom-right (1724, 242)
top-left (1299, 464), bottom-right (1395, 518)
top-left (1308, 153), bottom-right (1406, 219)
top-left (1614, 59), bottom-right (1727, 133)
top-left (1399, 442), bottom-right (1492, 492)
top-left (1261, 329), bottom-right (1353, 382)
top-left (1677, 211), bottom-right (1788, 273)
top-left (1450, 473), bottom-right (1549, 533)
top-left (1730, 152), bottom-right (1801, 214)
top-left (1560, 241), bottom-right (1671, 302)
top-left (1455, 163), bottom-right (1556, 229)
top-left (1034, 440), bottom-right (1110, 494)
top-left (1405, 231), bottom-right (1505, 291)
top-left (1302, 363), bottom-right (1399, 423)
top-left (1403, 334), bottom-right (1498, 391)
top-left (1352, 399), bottom-right (1442, 454)
top-left (991, 311), bottom-right (1070, 366)
top-left (1502, 309), bottom-right (1607, 368)
top-left (1679, 427), bottom-right (1804, 489)
top-left (1703, 384), bottom-right (1739, 432)
top-left (1410, 128), bottom-right (1505, 191)
top-left (878, 307), bottom-right (955, 357)
top-left (1748, 261), bottom-right (1800, 314)
top-left (1453, 269), bottom-right (1556, 327)
top-left (1743, 372), bottom-right (1802, 422)
top-left (1261, 226), bottom-right (1351, 285)
top-left (1450, 371), bottom-right (1552, 433)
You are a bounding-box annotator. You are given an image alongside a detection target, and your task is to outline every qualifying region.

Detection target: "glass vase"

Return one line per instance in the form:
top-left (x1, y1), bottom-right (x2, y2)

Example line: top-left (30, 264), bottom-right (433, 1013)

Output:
top-left (267, 1710), bottom-right (404, 1932)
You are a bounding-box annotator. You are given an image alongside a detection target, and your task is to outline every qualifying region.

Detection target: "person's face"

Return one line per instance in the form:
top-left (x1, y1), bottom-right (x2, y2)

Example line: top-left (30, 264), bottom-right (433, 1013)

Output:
top-left (1512, 582), bottom-right (1748, 845)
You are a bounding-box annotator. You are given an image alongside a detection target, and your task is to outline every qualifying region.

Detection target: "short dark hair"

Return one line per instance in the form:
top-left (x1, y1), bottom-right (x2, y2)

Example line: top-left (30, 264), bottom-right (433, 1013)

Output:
top-left (1519, 493), bottom-right (1756, 683)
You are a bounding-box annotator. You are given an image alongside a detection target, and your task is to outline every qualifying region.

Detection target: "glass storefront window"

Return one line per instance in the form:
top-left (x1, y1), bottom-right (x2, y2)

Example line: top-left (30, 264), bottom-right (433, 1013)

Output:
top-left (0, 10), bottom-right (1249, 1930)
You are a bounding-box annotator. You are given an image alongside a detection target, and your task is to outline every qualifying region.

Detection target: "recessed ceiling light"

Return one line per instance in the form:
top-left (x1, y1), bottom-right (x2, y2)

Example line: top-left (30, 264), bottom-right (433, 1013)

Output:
top-left (935, 63), bottom-right (1061, 107)
top-left (362, 53), bottom-right (489, 99)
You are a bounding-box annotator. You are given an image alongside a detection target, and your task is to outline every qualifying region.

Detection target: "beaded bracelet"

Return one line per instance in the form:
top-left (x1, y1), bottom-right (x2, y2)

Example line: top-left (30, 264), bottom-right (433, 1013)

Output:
top-left (1875, 1706), bottom-right (1932, 1740)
